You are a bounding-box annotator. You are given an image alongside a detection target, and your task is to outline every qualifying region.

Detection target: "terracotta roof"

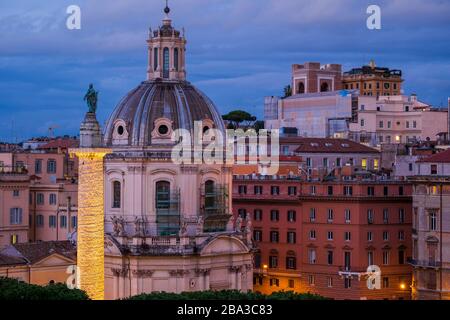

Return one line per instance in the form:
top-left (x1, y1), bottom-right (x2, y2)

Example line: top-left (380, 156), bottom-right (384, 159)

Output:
top-left (419, 149), bottom-right (450, 163)
top-left (0, 241), bottom-right (76, 265)
top-left (292, 138), bottom-right (379, 154)
top-left (38, 139), bottom-right (79, 150)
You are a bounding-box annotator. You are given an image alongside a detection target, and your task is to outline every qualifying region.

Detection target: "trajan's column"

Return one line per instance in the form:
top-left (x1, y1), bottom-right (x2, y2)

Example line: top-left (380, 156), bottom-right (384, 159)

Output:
top-left (70, 84), bottom-right (111, 300)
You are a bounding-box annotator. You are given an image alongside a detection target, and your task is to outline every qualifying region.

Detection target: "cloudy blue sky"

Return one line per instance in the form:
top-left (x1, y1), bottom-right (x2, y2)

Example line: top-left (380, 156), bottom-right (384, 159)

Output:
top-left (0, 0), bottom-right (449, 141)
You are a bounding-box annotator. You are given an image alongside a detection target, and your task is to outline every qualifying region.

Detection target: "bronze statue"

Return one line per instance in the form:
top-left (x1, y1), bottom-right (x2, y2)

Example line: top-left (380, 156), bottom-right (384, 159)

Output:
top-left (84, 84), bottom-right (98, 113)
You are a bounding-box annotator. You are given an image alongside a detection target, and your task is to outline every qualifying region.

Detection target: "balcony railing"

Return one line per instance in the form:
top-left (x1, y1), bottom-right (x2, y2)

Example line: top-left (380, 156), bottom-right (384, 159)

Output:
top-left (0, 165), bottom-right (28, 175)
top-left (407, 258), bottom-right (442, 268)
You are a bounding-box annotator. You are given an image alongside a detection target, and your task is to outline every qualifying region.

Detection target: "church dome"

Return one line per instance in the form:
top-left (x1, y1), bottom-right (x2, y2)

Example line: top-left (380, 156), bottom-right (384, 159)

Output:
top-left (103, 79), bottom-right (225, 148)
top-left (103, 5), bottom-right (225, 149)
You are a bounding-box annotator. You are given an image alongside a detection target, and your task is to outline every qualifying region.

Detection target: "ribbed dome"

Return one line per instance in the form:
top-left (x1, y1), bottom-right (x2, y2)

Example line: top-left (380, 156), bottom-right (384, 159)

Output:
top-left (103, 80), bottom-right (225, 148)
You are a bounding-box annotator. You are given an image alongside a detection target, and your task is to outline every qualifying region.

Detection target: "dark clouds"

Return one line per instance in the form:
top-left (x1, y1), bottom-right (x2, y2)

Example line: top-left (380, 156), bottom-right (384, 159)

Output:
top-left (0, 0), bottom-right (449, 141)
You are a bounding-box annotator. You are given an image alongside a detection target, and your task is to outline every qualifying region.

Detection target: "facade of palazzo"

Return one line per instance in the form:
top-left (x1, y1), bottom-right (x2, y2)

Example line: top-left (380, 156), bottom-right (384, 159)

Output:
top-left (101, 5), bottom-right (253, 299)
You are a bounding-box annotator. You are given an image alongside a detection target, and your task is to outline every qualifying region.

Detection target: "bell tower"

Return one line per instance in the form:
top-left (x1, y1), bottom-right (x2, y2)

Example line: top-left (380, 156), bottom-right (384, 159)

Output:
top-left (147, 1), bottom-right (187, 81)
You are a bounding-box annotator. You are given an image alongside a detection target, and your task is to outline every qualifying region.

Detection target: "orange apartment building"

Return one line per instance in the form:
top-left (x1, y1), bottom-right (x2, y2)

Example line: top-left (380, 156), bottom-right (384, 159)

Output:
top-left (0, 138), bottom-right (78, 246)
top-left (233, 154), bottom-right (413, 299)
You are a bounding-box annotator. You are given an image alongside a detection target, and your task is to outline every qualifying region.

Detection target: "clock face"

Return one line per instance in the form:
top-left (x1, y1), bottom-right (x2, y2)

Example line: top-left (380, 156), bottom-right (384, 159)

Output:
top-left (384, 83), bottom-right (390, 89)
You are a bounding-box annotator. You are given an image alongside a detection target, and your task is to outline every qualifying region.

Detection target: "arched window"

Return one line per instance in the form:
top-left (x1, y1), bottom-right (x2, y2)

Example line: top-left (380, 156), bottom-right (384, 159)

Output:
top-left (205, 180), bottom-right (215, 212)
top-left (320, 82), bottom-right (329, 92)
top-left (113, 181), bottom-right (121, 208)
top-left (155, 181), bottom-right (180, 236)
top-left (298, 82), bottom-right (305, 94)
top-left (153, 48), bottom-right (158, 71)
top-left (163, 47), bottom-right (170, 78)
top-left (174, 48), bottom-right (179, 71)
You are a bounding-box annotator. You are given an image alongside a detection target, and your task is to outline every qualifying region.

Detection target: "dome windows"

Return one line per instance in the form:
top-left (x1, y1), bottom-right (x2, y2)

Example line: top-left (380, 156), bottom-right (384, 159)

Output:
top-left (163, 47), bottom-right (170, 79)
top-left (117, 125), bottom-right (125, 136)
top-left (112, 120), bottom-right (129, 146)
top-left (158, 124), bottom-right (169, 135)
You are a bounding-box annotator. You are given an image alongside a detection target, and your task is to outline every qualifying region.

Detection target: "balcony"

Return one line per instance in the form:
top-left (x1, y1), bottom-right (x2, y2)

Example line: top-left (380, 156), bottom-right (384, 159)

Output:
top-left (407, 258), bottom-right (442, 268)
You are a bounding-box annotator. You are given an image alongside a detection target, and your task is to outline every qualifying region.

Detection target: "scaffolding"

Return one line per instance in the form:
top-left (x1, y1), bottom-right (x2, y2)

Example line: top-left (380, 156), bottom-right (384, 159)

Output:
top-left (200, 184), bottom-right (230, 233)
top-left (156, 188), bottom-right (180, 236)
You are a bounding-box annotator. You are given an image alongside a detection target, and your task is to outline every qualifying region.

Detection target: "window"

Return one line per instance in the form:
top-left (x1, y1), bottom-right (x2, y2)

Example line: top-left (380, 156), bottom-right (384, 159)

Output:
top-left (49, 193), bottom-right (57, 205)
top-left (271, 186), bottom-right (280, 195)
top-left (113, 181), bottom-right (121, 208)
top-left (253, 230), bottom-right (262, 242)
top-left (156, 181), bottom-right (179, 235)
top-left (60, 215), bottom-right (67, 228)
top-left (327, 209), bottom-right (334, 222)
top-left (323, 158), bottom-right (329, 168)
top-left (288, 279), bottom-right (295, 288)
top-left (163, 47), bottom-right (170, 79)
top-left (269, 278), bottom-right (280, 287)
top-left (383, 277), bottom-right (389, 288)
top-left (35, 159), bottom-right (42, 174)
top-left (254, 185), bottom-right (263, 195)
top-left (308, 275), bottom-right (315, 286)
top-left (254, 209), bottom-right (262, 221)
top-left (367, 231), bottom-right (373, 242)
top-left (37, 193), bottom-right (44, 205)
top-left (306, 158), bottom-right (312, 167)
top-left (10, 234), bottom-right (18, 244)
top-left (383, 209), bottom-right (389, 223)
top-left (413, 121), bottom-right (417, 128)
top-left (344, 278), bottom-right (352, 289)
top-left (10, 208), bottom-right (23, 225)
top-left (398, 250), bottom-right (405, 265)
top-left (344, 186), bottom-right (353, 196)
top-left (379, 121), bottom-right (384, 128)
top-left (344, 209), bottom-right (351, 223)
top-left (71, 216), bottom-right (77, 229)
top-left (327, 231), bottom-right (333, 241)
top-left (286, 257), bottom-right (296, 270)
top-left (383, 231), bottom-right (389, 241)
top-left (269, 256), bottom-right (278, 268)
top-left (383, 186), bottom-right (389, 196)
top-left (367, 187), bottom-right (375, 196)
top-left (49, 215), bottom-right (57, 228)
top-left (310, 185), bottom-right (316, 195)
top-left (336, 158), bottom-right (342, 167)
top-left (344, 252), bottom-right (351, 270)
top-left (368, 251), bottom-right (374, 266)
top-left (254, 254), bottom-right (261, 269)
top-left (367, 209), bottom-right (374, 224)
top-left (238, 185), bottom-right (247, 194)
top-left (309, 230), bottom-right (316, 240)
top-left (287, 231), bottom-right (296, 244)
top-left (327, 276), bottom-right (333, 288)
top-left (174, 48), bottom-right (179, 71)
top-left (362, 159), bottom-right (367, 170)
top-left (429, 211), bottom-right (438, 231)
top-left (361, 119), bottom-right (365, 127)
top-left (238, 209), bottom-right (247, 219)
top-left (13, 190), bottom-right (20, 197)
top-left (309, 208), bottom-right (316, 222)
top-left (344, 232), bottom-right (351, 241)
top-left (374, 159), bottom-right (379, 170)
top-left (399, 186), bottom-right (404, 196)
top-left (288, 186), bottom-right (297, 196)
top-left (37, 215), bottom-right (44, 227)
top-left (399, 209), bottom-right (405, 224)
top-left (387, 121), bottom-right (392, 129)
top-left (327, 251), bottom-right (334, 265)
top-left (47, 159), bottom-right (57, 174)
top-left (287, 210), bottom-right (296, 222)
top-left (270, 231), bottom-right (279, 243)
top-left (153, 48), bottom-right (158, 71)
top-left (270, 210), bottom-right (279, 222)
top-left (406, 121), bottom-right (410, 129)
top-left (431, 165), bottom-right (438, 175)
top-left (308, 249), bottom-right (316, 264)
top-left (327, 186), bottom-right (333, 196)
top-left (409, 163), bottom-right (413, 172)
top-left (383, 251), bottom-right (390, 265)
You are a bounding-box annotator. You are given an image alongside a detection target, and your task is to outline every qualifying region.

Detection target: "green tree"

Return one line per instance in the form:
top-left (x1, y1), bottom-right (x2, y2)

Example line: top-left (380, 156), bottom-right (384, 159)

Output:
top-left (282, 85), bottom-right (292, 98)
top-left (222, 110), bottom-right (257, 130)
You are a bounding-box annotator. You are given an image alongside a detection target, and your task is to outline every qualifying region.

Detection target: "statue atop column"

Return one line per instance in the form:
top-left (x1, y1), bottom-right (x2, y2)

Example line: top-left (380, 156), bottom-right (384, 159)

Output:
top-left (84, 84), bottom-right (98, 114)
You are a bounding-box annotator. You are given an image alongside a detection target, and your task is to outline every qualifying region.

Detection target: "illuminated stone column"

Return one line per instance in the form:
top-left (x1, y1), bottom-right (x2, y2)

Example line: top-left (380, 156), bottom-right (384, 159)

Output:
top-left (70, 110), bottom-right (111, 300)
top-left (72, 149), bottom-right (111, 300)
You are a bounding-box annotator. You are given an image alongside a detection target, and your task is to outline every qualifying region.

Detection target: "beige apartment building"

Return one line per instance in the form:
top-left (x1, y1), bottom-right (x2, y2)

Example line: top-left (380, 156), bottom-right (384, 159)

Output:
top-left (409, 149), bottom-right (450, 299)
